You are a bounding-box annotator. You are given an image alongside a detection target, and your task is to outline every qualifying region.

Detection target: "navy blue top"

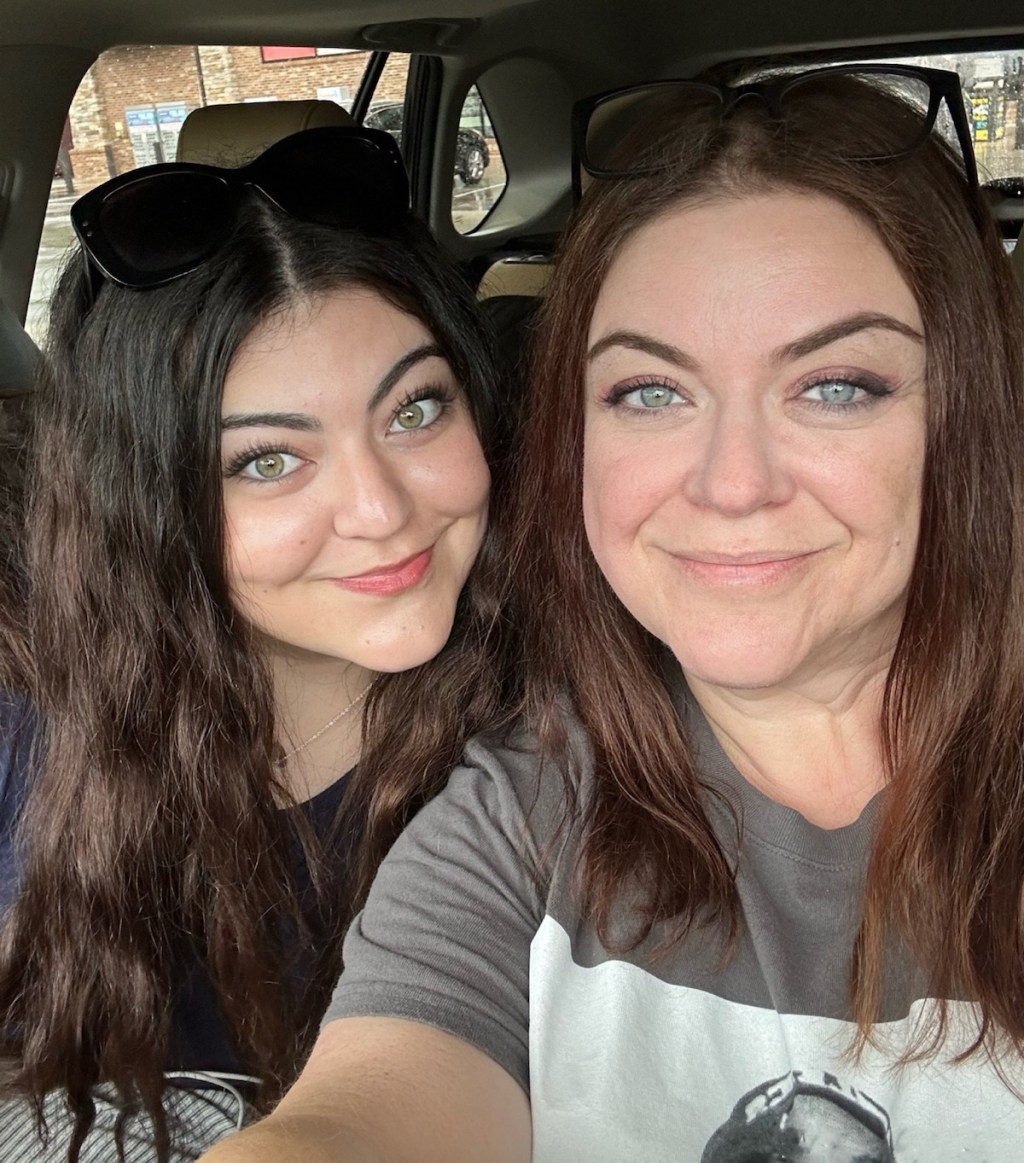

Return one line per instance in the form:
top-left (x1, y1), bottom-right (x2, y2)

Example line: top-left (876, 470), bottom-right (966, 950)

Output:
top-left (0, 692), bottom-right (355, 1076)
top-left (0, 692), bottom-right (34, 918)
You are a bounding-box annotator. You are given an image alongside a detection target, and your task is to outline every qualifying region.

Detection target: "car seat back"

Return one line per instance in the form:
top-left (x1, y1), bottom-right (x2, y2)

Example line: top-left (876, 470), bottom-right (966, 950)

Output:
top-left (0, 299), bottom-right (39, 400)
top-left (176, 99), bottom-right (355, 166)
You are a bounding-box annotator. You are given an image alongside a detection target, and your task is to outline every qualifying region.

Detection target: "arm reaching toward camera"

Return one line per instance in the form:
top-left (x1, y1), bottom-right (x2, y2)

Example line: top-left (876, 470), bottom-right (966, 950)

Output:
top-left (204, 739), bottom-right (555, 1162)
top-left (200, 1016), bottom-right (531, 1162)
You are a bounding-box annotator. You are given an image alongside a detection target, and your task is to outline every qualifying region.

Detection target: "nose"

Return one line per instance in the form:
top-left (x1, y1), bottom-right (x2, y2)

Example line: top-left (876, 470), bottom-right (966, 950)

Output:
top-left (327, 446), bottom-right (414, 540)
top-left (683, 404), bottom-right (794, 516)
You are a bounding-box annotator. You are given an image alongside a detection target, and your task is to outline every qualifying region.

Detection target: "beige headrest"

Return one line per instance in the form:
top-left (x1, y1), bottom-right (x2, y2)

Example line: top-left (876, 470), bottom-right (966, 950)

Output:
top-left (476, 255), bottom-right (555, 300)
top-left (176, 100), bottom-right (355, 166)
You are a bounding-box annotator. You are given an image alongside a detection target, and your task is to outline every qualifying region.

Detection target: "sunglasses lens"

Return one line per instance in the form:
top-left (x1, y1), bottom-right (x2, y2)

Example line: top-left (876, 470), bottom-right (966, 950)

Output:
top-left (258, 134), bottom-right (409, 229)
top-left (96, 173), bottom-right (234, 278)
top-left (584, 84), bottom-right (723, 173)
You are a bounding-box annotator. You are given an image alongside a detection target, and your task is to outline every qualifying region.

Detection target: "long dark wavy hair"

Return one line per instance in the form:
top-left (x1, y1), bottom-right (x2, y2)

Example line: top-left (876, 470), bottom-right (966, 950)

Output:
top-left (0, 395), bottom-right (30, 693)
top-left (0, 195), bottom-right (516, 1158)
top-left (512, 71), bottom-right (1024, 1067)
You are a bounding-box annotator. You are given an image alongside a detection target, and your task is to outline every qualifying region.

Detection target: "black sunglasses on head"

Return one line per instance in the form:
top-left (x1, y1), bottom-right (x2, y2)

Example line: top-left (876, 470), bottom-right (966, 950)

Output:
top-left (71, 125), bottom-right (411, 294)
top-left (573, 63), bottom-right (979, 198)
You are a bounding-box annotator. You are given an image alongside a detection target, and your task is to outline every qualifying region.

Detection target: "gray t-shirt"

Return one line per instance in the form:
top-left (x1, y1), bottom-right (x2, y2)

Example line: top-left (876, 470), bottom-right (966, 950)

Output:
top-left (326, 679), bottom-right (1024, 1159)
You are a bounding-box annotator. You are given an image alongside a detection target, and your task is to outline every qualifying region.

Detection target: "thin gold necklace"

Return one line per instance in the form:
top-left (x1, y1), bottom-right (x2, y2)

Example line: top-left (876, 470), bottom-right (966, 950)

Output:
top-left (275, 683), bottom-right (371, 766)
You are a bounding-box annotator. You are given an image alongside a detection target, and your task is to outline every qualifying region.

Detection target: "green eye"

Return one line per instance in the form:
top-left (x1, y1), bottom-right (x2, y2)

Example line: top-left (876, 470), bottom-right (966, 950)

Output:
top-left (395, 402), bottom-right (426, 429)
top-left (233, 450), bottom-right (303, 481)
top-left (389, 397), bottom-right (444, 433)
top-left (253, 453), bottom-right (287, 478)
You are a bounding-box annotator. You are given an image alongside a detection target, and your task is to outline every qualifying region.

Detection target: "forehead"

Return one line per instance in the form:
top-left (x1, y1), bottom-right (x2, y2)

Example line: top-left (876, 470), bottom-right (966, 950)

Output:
top-left (589, 191), bottom-right (921, 348)
top-left (222, 288), bottom-right (434, 407)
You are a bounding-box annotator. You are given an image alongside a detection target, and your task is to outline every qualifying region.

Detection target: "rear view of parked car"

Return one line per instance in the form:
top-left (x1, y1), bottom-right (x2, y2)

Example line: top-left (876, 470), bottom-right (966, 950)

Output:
top-left (365, 101), bottom-right (490, 184)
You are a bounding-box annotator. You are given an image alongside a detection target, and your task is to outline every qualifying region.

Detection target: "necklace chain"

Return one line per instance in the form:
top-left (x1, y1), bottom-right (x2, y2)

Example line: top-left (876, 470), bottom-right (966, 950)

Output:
top-left (276, 683), bottom-right (371, 765)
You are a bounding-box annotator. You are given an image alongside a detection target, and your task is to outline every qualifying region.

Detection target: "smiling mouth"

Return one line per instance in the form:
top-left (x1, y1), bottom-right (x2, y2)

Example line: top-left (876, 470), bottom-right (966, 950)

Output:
top-left (334, 548), bottom-right (434, 595)
top-left (672, 549), bottom-right (820, 585)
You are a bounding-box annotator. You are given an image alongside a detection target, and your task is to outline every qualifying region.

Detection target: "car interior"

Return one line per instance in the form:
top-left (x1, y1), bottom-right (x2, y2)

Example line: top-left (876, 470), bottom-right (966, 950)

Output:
top-left (0, 0), bottom-right (1021, 471)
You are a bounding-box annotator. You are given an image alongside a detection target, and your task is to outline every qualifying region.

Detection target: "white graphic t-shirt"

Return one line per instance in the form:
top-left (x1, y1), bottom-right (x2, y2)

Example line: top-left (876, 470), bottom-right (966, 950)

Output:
top-left (325, 678), bottom-right (1024, 1160)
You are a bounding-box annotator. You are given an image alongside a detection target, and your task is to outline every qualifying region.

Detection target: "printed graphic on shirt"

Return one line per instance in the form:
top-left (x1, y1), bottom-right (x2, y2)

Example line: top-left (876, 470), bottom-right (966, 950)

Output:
top-left (529, 918), bottom-right (1023, 1162)
top-left (701, 1070), bottom-right (893, 1162)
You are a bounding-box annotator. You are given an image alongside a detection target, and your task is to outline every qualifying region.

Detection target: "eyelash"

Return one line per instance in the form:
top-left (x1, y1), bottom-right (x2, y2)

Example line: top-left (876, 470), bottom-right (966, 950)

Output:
top-left (222, 441), bottom-right (303, 480)
top-left (391, 384), bottom-right (457, 431)
top-left (601, 372), bottom-right (896, 417)
top-left (221, 385), bottom-right (459, 480)
top-left (602, 376), bottom-right (686, 413)
top-left (797, 372), bottom-right (894, 413)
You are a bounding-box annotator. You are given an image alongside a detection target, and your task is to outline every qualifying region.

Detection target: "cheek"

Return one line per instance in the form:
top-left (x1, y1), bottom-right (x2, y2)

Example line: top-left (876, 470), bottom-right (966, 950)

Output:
top-left (413, 428), bottom-right (491, 518)
top-left (222, 501), bottom-right (322, 590)
top-left (812, 425), bottom-right (925, 550)
top-left (583, 430), bottom-right (671, 556)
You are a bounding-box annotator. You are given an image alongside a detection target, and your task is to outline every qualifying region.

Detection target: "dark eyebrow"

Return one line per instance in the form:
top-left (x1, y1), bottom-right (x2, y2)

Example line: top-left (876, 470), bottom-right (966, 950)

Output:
top-left (369, 342), bottom-right (446, 410)
top-left (220, 343), bottom-right (447, 431)
top-left (587, 313), bottom-right (923, 375)
top-left (587, 330), bottom-right (700, 371)
top-left (770, 311), bottom-right (924, 365)
top-left (220, 412), bottom-right (322, 432)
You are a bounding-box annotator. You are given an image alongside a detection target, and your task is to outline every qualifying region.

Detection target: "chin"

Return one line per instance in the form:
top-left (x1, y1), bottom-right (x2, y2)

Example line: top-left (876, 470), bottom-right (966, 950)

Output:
top-left (666, 636), bottom-right (806, 693)
top-left (353, 618), bottom-right (459, 675)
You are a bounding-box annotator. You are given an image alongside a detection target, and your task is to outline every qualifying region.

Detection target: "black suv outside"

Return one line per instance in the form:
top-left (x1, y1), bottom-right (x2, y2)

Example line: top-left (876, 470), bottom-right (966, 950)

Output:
top-left (365, 102), bottom-right (490, 185)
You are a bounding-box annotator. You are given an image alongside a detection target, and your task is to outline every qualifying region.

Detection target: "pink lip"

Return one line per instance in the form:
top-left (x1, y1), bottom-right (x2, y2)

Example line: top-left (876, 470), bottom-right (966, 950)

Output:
top-left (333, 548), bottom-right (433, 595)
top-left (673, 549), bottom-right (819, 587)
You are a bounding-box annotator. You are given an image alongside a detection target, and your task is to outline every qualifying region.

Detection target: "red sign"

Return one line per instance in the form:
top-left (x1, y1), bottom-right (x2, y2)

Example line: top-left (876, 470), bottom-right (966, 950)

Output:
top-left (260, 46), bottom-right (317, 62)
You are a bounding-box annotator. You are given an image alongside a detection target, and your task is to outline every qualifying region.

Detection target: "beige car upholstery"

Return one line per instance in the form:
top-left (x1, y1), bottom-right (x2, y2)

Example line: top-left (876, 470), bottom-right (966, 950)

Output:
top-left (176, 99), bottom-right (355, 166)
top-left (476, 254), bottom-right (554, 299)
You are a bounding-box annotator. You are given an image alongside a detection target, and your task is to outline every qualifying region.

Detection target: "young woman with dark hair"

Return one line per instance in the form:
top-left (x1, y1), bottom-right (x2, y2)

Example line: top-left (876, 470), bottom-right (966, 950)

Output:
top-left (0, 127), bottom-right (513, 1160)
top-left (203, 69), bottom-right (1024, 1162)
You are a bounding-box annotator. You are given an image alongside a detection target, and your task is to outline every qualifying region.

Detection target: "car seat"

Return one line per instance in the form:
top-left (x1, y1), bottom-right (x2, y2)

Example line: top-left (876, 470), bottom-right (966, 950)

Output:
top-left (0, 300), bottom-right (39, 402)
top-left (175, 98), bottom-right (355, 166)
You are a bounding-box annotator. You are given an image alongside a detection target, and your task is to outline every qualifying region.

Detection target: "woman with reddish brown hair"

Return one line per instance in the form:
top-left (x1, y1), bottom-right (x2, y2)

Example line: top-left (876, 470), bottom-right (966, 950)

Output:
top-left (203, 68), bottom-right (1024, 1163)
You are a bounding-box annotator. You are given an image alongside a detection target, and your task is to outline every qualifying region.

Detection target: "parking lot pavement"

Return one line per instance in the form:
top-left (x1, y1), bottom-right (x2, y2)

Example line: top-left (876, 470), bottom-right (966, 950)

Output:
top-left (452, 175), bottom-right (506, 234)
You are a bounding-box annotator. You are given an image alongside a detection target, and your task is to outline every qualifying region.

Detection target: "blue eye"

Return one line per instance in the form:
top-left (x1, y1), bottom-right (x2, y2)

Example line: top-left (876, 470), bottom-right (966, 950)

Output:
top-left (802, 380), bottom-right (862, 406)
top-left (799, 375), bottom-right (893, 411)
top-left (615, 383), bottom-right (685, 410)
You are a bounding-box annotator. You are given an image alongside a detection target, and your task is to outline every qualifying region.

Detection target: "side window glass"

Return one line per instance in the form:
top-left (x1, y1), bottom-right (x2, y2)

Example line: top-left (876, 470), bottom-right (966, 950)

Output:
top-left (361, 52), bottom-right (412, 144)
top-left (29, 45), bottom-right (405, 344)
top-left (855, 50), bottom-right (1023, 246)
top-left (452, 85), bottom-right (506, 234)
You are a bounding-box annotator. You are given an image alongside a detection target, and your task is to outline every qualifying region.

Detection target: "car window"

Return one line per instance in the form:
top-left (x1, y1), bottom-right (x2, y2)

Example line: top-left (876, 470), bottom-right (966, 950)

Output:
top-left (452, 85), bottom-right (507, 234)
top-left (843, 48), bottom-right (1022, 183)
top-left (785, 47), bottom-right (1022, 250)
top-left (28, 45), bottom-right (410, 344)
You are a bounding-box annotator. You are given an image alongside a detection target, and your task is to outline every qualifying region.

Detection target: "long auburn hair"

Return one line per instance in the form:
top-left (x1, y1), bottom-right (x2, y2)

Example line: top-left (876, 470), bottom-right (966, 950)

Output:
top-left (512, 72), bottom-right (1024, 1063)
top-left (0, 197), bottom-right (515, 1158)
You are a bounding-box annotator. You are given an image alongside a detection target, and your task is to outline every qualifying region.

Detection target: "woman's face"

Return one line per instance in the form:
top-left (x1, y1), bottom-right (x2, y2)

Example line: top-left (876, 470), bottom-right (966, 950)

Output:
top-left (220, 288), bottom-right (490, 674)
top-left (583, 192), bottom-right (927, 696)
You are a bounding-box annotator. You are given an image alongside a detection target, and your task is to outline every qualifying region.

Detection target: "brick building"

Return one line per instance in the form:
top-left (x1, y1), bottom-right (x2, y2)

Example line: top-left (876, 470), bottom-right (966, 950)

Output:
top-left (65, 45), bottom-right (408, 187)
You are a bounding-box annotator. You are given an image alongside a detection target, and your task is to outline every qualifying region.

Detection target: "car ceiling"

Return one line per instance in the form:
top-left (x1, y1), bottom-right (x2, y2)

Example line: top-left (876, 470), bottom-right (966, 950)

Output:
top-left (3, 0), bottom-right (1023, 65)
top-left (1, 0), bottom-right (1021, 314)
